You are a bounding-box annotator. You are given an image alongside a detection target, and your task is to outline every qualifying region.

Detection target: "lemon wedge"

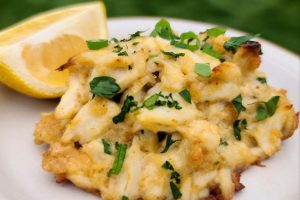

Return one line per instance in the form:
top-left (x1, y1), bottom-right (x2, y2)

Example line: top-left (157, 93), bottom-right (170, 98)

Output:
top-left (0, 1), bottom-right (107, 98)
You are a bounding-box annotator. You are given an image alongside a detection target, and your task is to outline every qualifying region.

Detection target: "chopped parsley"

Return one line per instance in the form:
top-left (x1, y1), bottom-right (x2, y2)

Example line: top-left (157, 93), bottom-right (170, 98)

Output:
top-left (194, 63), bottom-right (211, 77)
top-left (120, 30), bottom-right (145, 42)
top-left (202, 43), bottom-right (223, 59)
top-left (241, 119), bottom-right (248, 129)
top-left (121, 196), bottom-right (128, 200)
top-left (110, 37), bottom-right (119, 43)
top-left (113, 44), bottom-right (128, 56)
top-left (132, 42), bottom-right (139, 46)
top-left (171, 171), bottom-right (181, 184)
top-left (232, 94), bottom-right (246, 114)
top-left (108, 143), bottom-right (127, 177)
top-left (170, 182), bottom-right (182, 199)
top-left (207, 27), bottom-right (227, 37)
top-left (161, 50), bottom-right (185, 60)
top-left (86, 39), bottom-right (109, 50)
top-left (162, 160), bottom-right (174, 170)
top-left (117, 51), bottom-right (128, 56)
top-left (224, 34), bottom-right (257, 52)
top-left (150, 19), bottom-right (177, 40)
top-left (161, 135), bottom-right (179, 153)
top-left (233, 119), bottom-right (248, 140)
top-left (112, 96), bottom-right (138, 124)
top-left (220, 138), bottom-right (229, 146)
top-left (257, 77), bottom-right (267, 84)
top-left (143, 92), bottom-right (182, 110)
top-left (89, 76), bottom-right (120, 98)
top-left (179, 89), bottom-right (191, 103)
top-left (256, 96), bottom-right (280, 121)
top-left (102, 139), bottom-right (112, 155)
top-left (171, 31), bottom-right (200, 51)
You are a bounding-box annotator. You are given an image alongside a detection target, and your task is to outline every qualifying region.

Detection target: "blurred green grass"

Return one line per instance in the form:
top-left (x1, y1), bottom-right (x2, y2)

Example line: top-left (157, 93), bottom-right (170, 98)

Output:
top-left (0, 0), bottom-right (299, 54)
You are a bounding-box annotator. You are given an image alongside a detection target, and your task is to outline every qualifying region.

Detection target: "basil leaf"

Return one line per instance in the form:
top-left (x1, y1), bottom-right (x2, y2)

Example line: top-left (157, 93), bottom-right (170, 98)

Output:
top-left (220, 138), bottom-right (229, 146)
top-left (224, 35), bottom-right (257, 52)
top-left (108, 143), bottom-right (127, 176)
top-left (162, 160), bottom-right (174, 170)
top-left (256, 105), bottom-right (268, 121)
top-left (161, 50), bottom-right (185, 60)
top-left (232, 94), bottom-right (246, 114)
top-left (266, 96), bottom-right (280, 116)
top-left (172, 31), bottom-right (200, 51)
top-left (161, 135), bottom-right (179, 153)
top-left (179, 89), bottom-right (191, 103)
top-left (241, 119), bottom-right (248, 129)
top-left (171, 171), bottom-right (181, 184)
top-left (207, 27), bottom-right (227, 37)
top-left (233, 120), bottom-right (242, 140)
top-left (102, 139), bottom-right (112, 155)
top-left (86, 39), bottom-right (108, 50)
top-left (121, 196), bottom-right (128, 200)
top-left (90, 76), bottom-right (120, 98)
top-left (257, 77), bottom-right (267, 84)
top-left (150, 19), bottom-right (177, 40)
top-left (113, 96), bottom-right (138, 124)
top-left (170, 182), bottom-right (182, 199)
top-left (194, 63), bottom-right (211, 77)
top-left (143, 93), bottom-right (160, 110)
top-left (202, 43), bottom-right (223, 59)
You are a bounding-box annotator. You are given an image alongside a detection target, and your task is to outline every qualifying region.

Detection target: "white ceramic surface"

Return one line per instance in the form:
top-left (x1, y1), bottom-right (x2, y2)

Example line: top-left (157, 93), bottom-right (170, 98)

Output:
top-left (0, 17), bottom-right (299, 200)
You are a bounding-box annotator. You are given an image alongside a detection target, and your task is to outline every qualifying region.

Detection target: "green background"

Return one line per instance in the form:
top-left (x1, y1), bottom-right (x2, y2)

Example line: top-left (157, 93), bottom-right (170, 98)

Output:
top-left (0, 0), bottom-right (299, 54)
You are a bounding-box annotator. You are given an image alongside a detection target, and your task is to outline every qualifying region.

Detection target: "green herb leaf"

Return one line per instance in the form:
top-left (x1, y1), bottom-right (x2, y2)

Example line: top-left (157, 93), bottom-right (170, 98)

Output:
top-left (220, 138), bottom-right (229, 146)
top-left (233, 120), bottom-right (242, 140)
top-left (256, 105), bottom-right (268, 121)
top-left (110, 38), bottom-right (119, 43)
top-left (194, 63), bottom-right (211, 77)
top-left (161, 50), bottom-right (185, 60)
top-left (266, 96), bottom-right (280, 116)
top-left (170, 182), bottom-right (182, 199)
top-left (143, 93), bottom-right (160, 110)
top-left (171, 171), bottom-right (181, 184)
top-left (224, 35), bottom-right (257, 52)
top-left (113, 96), bottom-right (138, 124)
top-left (257, 77), bottom-right (267, 84)
top-left (232, 94), bottom-right (246, 114)
top-left (179, 89), bottom-right (191, 103)
top-left (207, 27), bottom-right (227, 37)
top-left (118, 51), bottom-right (128, 56)
top-left (162, 160), bottom-right (174, 170)
top-left (86, 39), bottom-right (109, 50)
top-left (102, 139), bottom-right (112, 155)
top-left (113, 44), bottom-right (123, 53)
top-left (202, 43), bottom-right (223, 59)
top-left (150, 19), bottom-right (177, 40)
top-left (172, 31), bottom-right (200, 51)
top-left (121, 196), bottom-right (129, 200)
top-left (108, 143), bottom-right (127, 176)
top-left (90, 76), bottom-right (121, 98)
top-left (132, 42), bottom-right (139, 46)
top-left (161, 135), bottom-right (179, 153)
top-left (241, 119), bottom-right (248, 129)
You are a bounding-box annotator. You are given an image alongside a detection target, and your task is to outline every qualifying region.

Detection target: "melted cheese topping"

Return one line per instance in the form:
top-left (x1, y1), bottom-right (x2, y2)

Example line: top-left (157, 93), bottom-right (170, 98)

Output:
top-left (34, 33), bottom-right (298, 200)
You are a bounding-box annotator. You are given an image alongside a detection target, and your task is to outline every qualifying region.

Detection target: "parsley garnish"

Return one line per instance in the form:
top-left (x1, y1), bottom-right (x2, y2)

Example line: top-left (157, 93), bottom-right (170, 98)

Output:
top-left (241, 119), bottom-right (248, 129)
top-left (143, 93), bottom-right (160, 110)
top-left (150, 19), bottom-right (177, 40)
top-left (117, 51), bottom-right (128, 56)
top-left (224, 34), bottom-right (257, 52)
top-left (108, 143), bottom-right (127, 177)
top-left (207, 27), bottom-right (227, 37)
top-left (220, 138), bottom-right (229, 146)
top-left (233, 119), bottom-right (248, 140)
top-left (86, 39), bottom-right (109, 50)
top-left (121, 196), bottom-right (128, 200)
top-left (202, 43), bottom-right (223, 59)
top-left (102, 139), bottom-right (112, 155)
top-left (257, 77), bottom-right (267, 84)
top-left (113, 44), bottom-right (128, 56)
top-left (171, 31), bottom-right (200, 51)
top-left (161, 50), bottom-right (185, 60)
top-left (170, 182), bottom-right (182, 199)
top-left (162, 161), bottom-right (174, 170)
top-left (110, 38), bottom-right (119, 43)
top-left (161, 135), bottom-right (179, 153)
top-left (256, 96), bottom-right (280, 121)
top-left (171, 171), bottom-right (181, 184)
top-left (90, 76), bottom-right (120, 98)
top-left (132, 42), bottom-right (139, 46)
top-left (112, 96), bottom-right (138, 124)
top-left (121, 30), bottom-right (145, 42)
top-left (232, 94), bottom-right (246, 114)
top-left (143, 92), bottom-right (182, 110)
top-left (194, 63), bottom-right (211, 77)
top-left (179, 89), bottom-right (191, 103)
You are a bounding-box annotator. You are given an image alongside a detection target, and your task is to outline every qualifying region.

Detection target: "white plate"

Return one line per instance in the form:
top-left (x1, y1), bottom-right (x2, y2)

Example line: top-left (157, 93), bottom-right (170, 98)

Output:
top-left (0, 17), bottom-right (299, 200)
